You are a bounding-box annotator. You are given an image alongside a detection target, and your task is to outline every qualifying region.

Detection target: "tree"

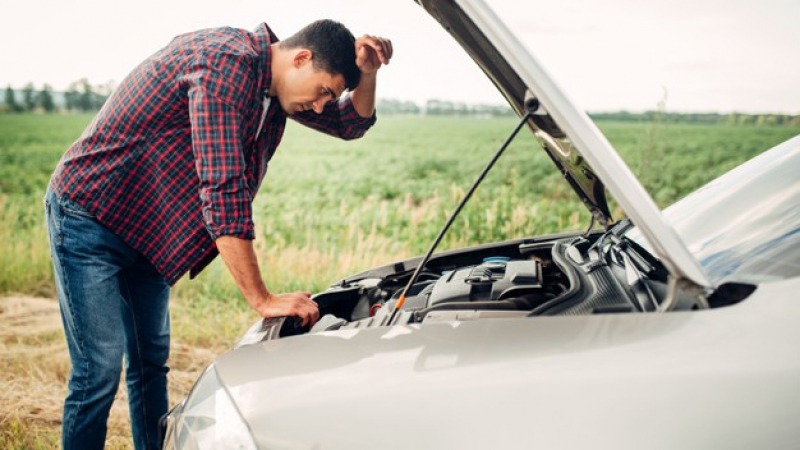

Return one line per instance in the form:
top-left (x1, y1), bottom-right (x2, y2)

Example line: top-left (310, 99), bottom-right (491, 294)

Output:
top-left (38, 84), bottom-right (55, 113)
top-left (65, 81), bottom-right (79, 111)
top-left (79, 78), bottom-right (93, 112)
top-left (22, 82), bottom-right (36, 112)
top-left (4, 85), bottom-right (22, 113)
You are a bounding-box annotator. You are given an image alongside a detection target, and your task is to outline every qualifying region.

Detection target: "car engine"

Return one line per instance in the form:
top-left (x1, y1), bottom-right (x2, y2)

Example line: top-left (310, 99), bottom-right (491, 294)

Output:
top-left (246, 226), bottom-right (702, 341)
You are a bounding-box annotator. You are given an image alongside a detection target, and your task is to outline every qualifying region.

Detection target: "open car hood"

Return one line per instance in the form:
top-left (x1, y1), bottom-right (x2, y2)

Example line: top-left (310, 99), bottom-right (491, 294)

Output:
top-left (414, 0), bottom-right (713, 291)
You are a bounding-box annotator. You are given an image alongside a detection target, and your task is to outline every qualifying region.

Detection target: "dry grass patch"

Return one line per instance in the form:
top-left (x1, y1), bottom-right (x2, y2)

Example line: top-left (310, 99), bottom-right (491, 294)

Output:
top-left (0, 296), bottom-right (225, 449)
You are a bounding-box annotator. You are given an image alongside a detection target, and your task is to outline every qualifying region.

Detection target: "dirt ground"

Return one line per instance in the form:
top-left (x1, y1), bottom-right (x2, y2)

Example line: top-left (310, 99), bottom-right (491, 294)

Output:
top-left (0, 296), bottom-right (221, 448)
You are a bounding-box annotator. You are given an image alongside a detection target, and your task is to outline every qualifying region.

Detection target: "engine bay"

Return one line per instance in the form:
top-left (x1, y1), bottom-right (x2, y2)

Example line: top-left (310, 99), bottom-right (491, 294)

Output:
top-left (257, 224), bottom-right (733, 340)
top-left (234, 225), bottom-right (754, 347)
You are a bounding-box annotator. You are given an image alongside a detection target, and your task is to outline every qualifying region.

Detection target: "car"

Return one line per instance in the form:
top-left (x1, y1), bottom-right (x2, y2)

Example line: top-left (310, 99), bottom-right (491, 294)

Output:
top-left (161, 0), bottom-right (800, 448)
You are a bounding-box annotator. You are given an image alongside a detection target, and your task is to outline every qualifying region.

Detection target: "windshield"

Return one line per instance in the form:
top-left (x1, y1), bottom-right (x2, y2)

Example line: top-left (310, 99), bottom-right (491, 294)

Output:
top-left (629, 135), bottom-right (800, 285)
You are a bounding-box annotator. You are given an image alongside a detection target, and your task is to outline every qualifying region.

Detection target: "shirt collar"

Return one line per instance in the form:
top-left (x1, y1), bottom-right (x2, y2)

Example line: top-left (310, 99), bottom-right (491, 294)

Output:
top-left (253, 22), bottom-right (280, 97)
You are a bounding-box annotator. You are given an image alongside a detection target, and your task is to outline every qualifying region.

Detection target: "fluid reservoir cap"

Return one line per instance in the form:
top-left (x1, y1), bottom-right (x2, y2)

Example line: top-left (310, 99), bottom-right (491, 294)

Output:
top-left (483, 256), bottom-right (511, 263)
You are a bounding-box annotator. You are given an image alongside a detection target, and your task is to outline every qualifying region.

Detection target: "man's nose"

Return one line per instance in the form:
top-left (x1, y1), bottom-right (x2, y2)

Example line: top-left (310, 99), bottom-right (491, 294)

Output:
top-left (312, 99), bottom-right (325, 114)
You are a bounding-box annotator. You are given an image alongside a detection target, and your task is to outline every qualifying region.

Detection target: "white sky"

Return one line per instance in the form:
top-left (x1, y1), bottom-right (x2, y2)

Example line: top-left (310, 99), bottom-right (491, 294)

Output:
top-left (2, 0), bottom-right (798, 113)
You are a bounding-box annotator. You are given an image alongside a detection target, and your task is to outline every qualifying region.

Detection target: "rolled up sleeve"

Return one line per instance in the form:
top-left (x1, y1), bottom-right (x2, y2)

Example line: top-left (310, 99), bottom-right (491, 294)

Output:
top-left (291, 93), bottom-right (377, 140)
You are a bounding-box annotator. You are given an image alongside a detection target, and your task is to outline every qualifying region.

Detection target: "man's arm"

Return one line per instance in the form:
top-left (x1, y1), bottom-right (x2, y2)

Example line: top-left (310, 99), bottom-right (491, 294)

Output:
top-left (351, 35), bottom-right (393, 118)
top-left (216, 235), bottom-right (319, 326)
top-left (187, 84), bottom-right (315, 323)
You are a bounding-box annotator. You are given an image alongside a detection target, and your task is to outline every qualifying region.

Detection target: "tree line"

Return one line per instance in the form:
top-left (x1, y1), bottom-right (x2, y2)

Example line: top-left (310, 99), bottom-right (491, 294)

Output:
top-left (377, 99), bottom-right (516, 117)
top-left (376, 99), bottom-right (800, 126)
top-left (2, 85), bottom-right (798, 126)
top-left (588, 110), bottom-right (800, 127)
top-left (2, 79), bottom-right (112, 113)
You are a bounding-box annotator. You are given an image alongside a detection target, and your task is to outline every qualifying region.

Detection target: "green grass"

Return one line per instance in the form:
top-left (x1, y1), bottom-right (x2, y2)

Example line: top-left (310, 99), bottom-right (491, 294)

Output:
top-left (0, 114), bottom-right (92, 195)
top-left (2, 113), bottom-right (799, 310)
top-left (0, 114), bottom-right (96, 296)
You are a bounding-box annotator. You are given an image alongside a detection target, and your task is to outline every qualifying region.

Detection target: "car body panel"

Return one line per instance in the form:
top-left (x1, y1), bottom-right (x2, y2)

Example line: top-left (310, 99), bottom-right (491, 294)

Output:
top-left (213, 278), bottom-right (800, 449)
top-left (659, 135), bottom-right (800, 284)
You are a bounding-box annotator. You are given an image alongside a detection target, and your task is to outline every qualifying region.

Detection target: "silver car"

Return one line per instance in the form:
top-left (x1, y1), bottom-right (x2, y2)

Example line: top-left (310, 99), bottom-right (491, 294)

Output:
top-left (162, 0), bottom-right (800, 448)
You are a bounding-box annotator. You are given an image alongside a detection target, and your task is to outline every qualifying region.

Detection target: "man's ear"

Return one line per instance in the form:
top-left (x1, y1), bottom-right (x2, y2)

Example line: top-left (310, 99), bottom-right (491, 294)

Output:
top-left (293, 49), bottom-right (313, 68)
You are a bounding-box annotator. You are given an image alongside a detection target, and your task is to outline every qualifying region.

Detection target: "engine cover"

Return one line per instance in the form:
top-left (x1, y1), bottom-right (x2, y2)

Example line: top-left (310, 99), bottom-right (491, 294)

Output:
top-left (422, 259), bottom-right (542, 307)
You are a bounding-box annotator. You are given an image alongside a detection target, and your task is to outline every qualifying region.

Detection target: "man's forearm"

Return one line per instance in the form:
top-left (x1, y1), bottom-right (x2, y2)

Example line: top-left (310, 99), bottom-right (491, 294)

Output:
top-left (215, 235), bottom-right (320, 325)
top-left (351, 72), bottom-right (377, 118)
top-left (215, 235), bottom-right (271, 309)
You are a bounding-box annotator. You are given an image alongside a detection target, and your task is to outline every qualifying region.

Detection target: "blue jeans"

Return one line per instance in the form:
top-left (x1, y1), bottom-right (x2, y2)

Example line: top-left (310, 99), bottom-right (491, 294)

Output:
top-left (45, 186), bottom-right (170, 450)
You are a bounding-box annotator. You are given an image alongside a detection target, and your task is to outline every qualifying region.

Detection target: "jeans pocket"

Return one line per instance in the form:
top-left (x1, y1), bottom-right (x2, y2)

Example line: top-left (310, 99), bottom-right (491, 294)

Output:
top-left (57, 196), bottom-right (96, 219)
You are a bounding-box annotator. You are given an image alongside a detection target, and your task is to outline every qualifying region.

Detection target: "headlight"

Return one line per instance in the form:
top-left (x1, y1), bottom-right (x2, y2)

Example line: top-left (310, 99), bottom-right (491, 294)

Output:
top-left (165, 365), bottom-right (257, 450)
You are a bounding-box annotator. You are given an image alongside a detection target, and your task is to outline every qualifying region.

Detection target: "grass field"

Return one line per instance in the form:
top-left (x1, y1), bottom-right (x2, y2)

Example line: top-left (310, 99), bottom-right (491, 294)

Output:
top-left (2, 114), bottom-right (799, 300)
top-left (1, 112), bottom-right (799, 447)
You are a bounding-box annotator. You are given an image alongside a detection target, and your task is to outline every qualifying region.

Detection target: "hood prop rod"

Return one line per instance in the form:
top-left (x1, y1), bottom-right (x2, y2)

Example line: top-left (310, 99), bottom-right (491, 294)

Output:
top-left (386, 102), bottom-right (538, 325)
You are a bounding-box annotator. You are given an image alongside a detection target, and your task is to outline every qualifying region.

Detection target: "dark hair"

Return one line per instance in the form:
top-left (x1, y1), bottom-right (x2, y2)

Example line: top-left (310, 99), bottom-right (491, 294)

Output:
top-left (280, 19), bottom-right (360, 90)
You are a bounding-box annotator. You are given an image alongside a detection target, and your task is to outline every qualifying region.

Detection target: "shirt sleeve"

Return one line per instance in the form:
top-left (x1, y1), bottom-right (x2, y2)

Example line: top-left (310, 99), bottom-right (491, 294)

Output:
top-left (290, 93), bottom-right (377, 140)
top-left (187, 76), bottom-right (255, 241)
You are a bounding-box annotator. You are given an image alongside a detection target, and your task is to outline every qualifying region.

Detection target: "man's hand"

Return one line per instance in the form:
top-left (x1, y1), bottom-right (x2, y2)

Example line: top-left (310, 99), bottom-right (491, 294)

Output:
top-left (351, 35), bottom-right (392, 118)
top-left (355, 35), bottom-right (393, 75)
top-left (215, 235), bottom-right (319, 326)
top-left (253, 291), bottom-right (320, 327)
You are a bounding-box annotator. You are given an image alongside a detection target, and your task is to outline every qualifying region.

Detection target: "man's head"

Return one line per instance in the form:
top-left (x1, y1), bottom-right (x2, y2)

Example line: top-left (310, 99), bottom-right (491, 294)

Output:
top-left (271, 19), bottom-right (360, 115)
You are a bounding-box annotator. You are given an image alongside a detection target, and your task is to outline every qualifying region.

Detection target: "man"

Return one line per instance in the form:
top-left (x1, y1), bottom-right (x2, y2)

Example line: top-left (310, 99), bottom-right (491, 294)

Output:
top-left (44, 19), bottom-right (392, 450)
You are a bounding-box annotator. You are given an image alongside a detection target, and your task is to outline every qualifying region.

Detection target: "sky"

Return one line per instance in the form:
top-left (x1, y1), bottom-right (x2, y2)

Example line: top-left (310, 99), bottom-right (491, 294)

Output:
top-left (2, 0), bottom-right (798, 113)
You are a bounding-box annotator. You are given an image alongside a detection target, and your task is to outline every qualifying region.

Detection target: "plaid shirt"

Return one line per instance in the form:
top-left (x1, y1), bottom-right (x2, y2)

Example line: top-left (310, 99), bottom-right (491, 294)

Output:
top-left (50, 23), bottom-right (376, 285)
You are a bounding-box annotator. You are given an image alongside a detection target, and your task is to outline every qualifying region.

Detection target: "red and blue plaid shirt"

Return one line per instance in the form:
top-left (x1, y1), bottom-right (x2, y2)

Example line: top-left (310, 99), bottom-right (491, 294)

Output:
top-left (51, 23), bottom-right (376, 285)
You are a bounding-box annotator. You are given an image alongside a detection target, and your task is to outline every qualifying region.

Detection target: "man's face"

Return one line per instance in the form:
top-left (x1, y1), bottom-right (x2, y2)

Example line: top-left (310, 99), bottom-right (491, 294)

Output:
top-left (277, 51), bottom-right (347, 115)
